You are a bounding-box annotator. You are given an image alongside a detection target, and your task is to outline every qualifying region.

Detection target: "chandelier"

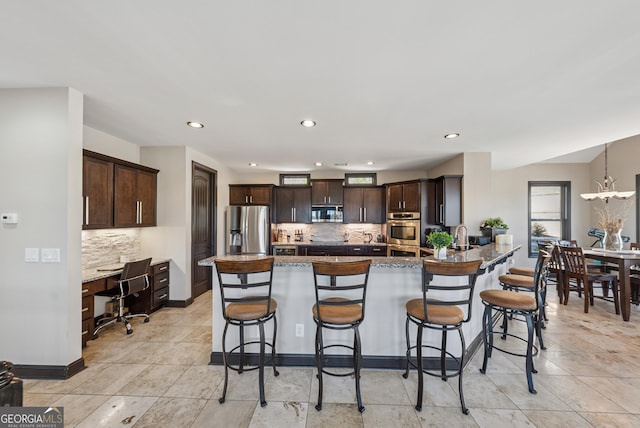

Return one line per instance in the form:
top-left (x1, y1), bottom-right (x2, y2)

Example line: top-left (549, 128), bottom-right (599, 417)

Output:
top-left (580, 143), bottom-right (635, 201)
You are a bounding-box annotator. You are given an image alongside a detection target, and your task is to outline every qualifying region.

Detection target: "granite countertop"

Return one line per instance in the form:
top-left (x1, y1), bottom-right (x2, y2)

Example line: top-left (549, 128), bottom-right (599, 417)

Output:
top-left (200, 245), bottom-right (521, 270)
top-left (82, 258), bottom-right (171, 283)
top-left (272, 240), bottom-right (387, 247)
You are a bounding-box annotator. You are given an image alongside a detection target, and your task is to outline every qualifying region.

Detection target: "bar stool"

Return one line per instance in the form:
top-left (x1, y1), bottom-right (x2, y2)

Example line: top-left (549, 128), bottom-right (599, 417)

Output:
top-left (479, 251), bottom-right (549, 393)
top-left (311, 259), bottom-right (372, 413)
top-left (402, 259), bottom-right (482, 414)
top-left (214, 257), bottom-right (279, 407)
top-left (499, 266), bottom-right (547, 350)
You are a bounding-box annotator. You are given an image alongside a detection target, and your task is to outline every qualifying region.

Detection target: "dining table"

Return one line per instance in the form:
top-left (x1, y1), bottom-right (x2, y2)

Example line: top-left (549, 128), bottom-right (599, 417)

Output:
top-left (583, 248), bottom-right (640, 321)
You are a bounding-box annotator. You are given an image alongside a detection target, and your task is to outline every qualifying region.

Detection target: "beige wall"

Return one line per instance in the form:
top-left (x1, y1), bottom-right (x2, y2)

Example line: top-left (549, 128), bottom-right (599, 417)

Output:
top-left (585, 137), bottom-right (638, 243)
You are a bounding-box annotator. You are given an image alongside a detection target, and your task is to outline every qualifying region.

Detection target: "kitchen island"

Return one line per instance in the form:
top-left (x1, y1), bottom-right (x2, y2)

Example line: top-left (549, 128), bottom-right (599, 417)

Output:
top-left (198, 244), bottom-right (521, 368)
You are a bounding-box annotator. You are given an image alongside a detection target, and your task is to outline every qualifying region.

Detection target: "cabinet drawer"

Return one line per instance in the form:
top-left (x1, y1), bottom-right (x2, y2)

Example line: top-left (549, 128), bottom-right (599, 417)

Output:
top-left (153, 287), bottom-right (169, 307)
top-left (82, 295), bottom-right (94, 321)
top-left (82, 278), bottom-right (107, 295)
top-left (82, 319), bottom-right (93, 340)
top-left (152, 262), bottom-right (169, 275)
top-left (367, 246), bottom-right (387, 256)
top-left (154, 271), bottom-right (170, 290)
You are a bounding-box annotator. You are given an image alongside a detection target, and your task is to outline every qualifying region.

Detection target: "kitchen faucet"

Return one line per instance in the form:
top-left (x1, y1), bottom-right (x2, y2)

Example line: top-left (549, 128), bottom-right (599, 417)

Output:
top-left (454, 224), bottom-right (468, 250)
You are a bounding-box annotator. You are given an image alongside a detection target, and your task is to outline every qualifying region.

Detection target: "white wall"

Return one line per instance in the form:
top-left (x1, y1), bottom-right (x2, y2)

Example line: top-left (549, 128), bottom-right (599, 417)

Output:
top-left (228, 169), bottom-right (427, 186)
top-left (0, 88), bottom-right (83, 366)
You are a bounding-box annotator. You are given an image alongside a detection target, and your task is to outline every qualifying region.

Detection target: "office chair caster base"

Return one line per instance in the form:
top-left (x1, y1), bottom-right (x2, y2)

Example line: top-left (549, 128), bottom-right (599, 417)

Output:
top-left (126, 324), bottom-right (133, 334)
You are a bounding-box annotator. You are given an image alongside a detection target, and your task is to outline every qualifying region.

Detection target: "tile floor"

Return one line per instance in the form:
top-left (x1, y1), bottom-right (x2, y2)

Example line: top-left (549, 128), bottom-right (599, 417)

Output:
top-left (22, 289), bottom-right (640, 427)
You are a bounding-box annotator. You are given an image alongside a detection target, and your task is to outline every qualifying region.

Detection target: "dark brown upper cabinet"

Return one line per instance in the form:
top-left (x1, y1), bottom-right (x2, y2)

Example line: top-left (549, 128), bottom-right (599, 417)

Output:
top-left (343, 187), bottom-right (385, 224)
top-left (387, 181), bottom-right (421, 212)
top-left (274, 187), bottom-right (312, 223)
top-left (113, 164), bottom-right (157, 227)
top-left (229, 184), bottom-right (273, 205)
top-left (427, 175), bottom-right (462, 227)
top-left (82, 150), bottom-right (158, 230)
top-left (83, 155), bottom-right (114, 229)
top-left (311, 179), bottom-right (344, 205)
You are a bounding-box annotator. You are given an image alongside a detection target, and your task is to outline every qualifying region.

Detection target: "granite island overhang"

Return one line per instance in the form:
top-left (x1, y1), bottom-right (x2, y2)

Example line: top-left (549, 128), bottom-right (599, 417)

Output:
top-left (198, 244), bottom-right (521, 369)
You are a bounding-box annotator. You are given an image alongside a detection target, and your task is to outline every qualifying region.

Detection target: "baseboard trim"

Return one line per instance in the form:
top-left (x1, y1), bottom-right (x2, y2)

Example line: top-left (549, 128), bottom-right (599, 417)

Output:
top-left (166, 297), bottom-right (194, 308)
top-left (208, 331), bottom-right (484, 370)
top-left (12, 358), bottom-right (85, 380)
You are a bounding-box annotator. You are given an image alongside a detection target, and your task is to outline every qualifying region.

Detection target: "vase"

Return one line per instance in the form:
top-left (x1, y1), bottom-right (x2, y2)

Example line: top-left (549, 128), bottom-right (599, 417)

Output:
top-left (434, 247), bottom-right (447, 259)
top-left (602, 228), bottom-right (623, 251)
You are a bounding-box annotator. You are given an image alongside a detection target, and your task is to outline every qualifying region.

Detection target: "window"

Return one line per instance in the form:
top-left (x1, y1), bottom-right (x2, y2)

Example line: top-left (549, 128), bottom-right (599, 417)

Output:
top-left (528, 181), bottom-right (571, 257)
top-left (279, 174), bottom-right (310, 186)
top-left (344, 173), bottom-right (377, 186)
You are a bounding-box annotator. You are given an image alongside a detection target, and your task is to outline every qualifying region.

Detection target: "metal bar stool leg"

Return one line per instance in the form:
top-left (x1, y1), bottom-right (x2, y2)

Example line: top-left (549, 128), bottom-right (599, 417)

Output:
top-left (314, 323), bottom-right (324, 412)
top-left (480, 304), bottom-right (492, 374)
top-left (258, 321), bottom-right (266, 407)
top-left (271, 315), bottom-right (280, 376)
top-left (238, 322), bottom-right (245, 374)
top-left (524, 313), bottom-right (537, 394)
top-left (457, 327), bottom-right (469, 415)
top-left (415, 323), bottom-right (424, 412)
top-left (219, 321), bottom-right (230, 404)
top-left (440, 328), bottom-right (447, 381)
top-left (354, 325), bottom-right (365, 413)
top-left (402, 316), bottom-right (411, 379)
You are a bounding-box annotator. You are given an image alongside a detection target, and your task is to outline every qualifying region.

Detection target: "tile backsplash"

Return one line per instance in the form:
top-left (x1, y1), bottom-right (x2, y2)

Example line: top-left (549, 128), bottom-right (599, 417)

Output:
top-left (82, 229), bottom-right (141, 268)
top-left (273, 223), bottom-right (385, 243)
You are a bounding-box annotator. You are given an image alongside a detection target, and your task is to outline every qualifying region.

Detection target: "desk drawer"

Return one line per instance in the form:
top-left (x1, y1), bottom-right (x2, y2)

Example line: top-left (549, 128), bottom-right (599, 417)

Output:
top-left (82, 278), bottom-right (107, 295)
top-left (81, 319), bottom-right (93, 341)
top-left (152, 262), bottom-right (170, 275)
top-left (154, 271), bottom-right (170, 289)
top-left (153, 286), bottom-right (169, 307)
top-left (82, 295), bottom-right (94, 321)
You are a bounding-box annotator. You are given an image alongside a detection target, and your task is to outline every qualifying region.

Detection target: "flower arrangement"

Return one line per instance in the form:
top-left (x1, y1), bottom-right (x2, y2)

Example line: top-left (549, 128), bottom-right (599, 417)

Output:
top-left (426, 231), bottom-right (453, 250)
top-left (594, 200), bottom-right (630, 250)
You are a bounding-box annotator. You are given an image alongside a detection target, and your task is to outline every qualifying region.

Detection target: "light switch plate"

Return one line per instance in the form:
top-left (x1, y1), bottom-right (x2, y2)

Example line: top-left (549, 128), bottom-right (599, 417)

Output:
top-left (25, 248), bottom-right (39, 262)
top-left (41, 248), bottom-right (61, 263)
top-left (1, 213), bottom-right (18, 224)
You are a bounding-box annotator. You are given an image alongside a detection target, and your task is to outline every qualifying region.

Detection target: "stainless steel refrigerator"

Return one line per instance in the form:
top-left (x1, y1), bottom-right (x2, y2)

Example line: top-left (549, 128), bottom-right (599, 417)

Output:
top-left (226, 205), bottom-right (270, 255)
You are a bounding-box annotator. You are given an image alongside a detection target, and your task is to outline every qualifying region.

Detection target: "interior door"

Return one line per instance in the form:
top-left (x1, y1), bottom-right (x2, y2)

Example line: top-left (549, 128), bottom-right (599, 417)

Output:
top-left (192, 163), bottom-right (216, 299)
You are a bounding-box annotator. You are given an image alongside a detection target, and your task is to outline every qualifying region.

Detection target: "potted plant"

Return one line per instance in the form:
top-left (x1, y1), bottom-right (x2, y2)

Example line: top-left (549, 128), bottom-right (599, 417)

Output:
top-left (480, 217), bottom-right (509, 242)
top-left (427, 231), bottom-right (453, 259)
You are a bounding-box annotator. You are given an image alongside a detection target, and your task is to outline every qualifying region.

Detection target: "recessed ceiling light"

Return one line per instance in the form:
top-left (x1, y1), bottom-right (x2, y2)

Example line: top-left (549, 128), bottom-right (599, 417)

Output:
top-left (315, 162), bottom-right (323, 166)
top-left (366, 161), bottom-right (375, 166)
top-left (444, 133), bottom-right (460, 139)
top-left (187, 121), bottom-right (204, 128)
top-left (301, 120), bottom-right (317, 128)
top-left (249, 163), bottom-right (257, 167)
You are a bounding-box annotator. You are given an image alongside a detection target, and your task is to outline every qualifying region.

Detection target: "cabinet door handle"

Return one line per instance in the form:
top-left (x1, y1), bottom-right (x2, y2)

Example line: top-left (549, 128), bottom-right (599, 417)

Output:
top-left (249, 195), bottom-right (253, 203)
top-left (323, 196), bottom-right (326, 204)
top-left (403, 201), bottom-right (406, 209)
top-left (82, 330), bottom-right (89, 336)
top-left (398, 201), bottom-right (401, 209)
top-left (440, 204), bottom-right (444, 223)
top-left (363, 208), bottom-right (367, 222)
top-left (328, 196), bottom-right (331, 204)
top-left (158, 293), bottom-right (168, 299)
top-left (85, 196), bottom-right (89, 225)
top-left (359, 207), bottom-right (362, 222)
top-left (82, 307), bottom-right (89, 313)
top-left (159, 266), bottom-right (168, 271)
top-left (82, 288), bottom-right (89, 294)
top-left (293, 207), bottom-right (296, 222)
top-left (159, 278), bottom-right (168, 283)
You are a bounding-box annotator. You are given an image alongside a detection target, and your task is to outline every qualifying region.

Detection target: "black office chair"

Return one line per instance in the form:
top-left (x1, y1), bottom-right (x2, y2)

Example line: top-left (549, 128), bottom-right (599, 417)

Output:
top-left (93, 258), bottom-right (152, 337)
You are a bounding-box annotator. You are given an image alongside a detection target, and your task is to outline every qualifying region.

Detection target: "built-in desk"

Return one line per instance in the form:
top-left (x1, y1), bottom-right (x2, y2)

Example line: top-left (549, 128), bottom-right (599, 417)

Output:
top-left (199, 245), bottom-right (520, 368)
top-left (81, 259), bottom-right (170, 346)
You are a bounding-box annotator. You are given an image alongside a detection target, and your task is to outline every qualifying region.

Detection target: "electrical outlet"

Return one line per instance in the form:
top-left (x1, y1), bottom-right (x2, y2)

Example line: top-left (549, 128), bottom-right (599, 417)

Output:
top-left (295, 324), bottom-right (304, 337)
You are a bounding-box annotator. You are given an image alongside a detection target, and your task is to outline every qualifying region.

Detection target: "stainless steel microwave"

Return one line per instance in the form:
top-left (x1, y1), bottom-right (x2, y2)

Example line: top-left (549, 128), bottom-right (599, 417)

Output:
top-left (311, 205), bottom-right (343, 222)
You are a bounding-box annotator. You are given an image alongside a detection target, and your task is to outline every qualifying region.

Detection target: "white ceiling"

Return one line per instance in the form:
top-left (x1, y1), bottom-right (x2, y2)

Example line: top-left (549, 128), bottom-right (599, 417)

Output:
top-left (2, 1), bottom-right (639, 174)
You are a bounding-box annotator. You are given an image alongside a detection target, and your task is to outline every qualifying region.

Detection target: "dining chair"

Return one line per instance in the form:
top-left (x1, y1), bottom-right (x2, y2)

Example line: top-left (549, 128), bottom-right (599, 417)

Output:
top-left (560, 246), bottom-right (619, 314)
